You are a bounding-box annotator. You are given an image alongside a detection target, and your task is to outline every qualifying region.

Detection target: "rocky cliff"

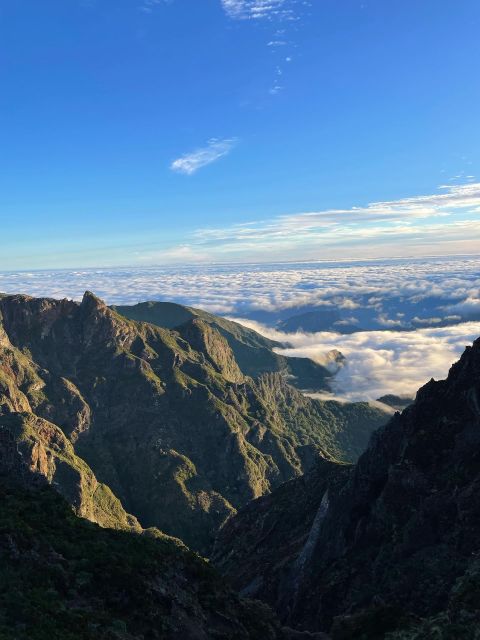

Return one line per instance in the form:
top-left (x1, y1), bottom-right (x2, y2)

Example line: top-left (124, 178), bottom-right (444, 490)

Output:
top-left (213, 458), bottom-right (350, 607)
top-left (215, 337), bottom-right (480, 638)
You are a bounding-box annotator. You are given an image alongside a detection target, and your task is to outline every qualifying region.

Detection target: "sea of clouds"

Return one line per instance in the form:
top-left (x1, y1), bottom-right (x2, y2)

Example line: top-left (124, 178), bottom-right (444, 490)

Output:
top-left (1, 255), bottom-right (479, 315)
top-left (231, 317), bottom-right (480, 401)
top-left (1, 255), bottom-right (479, 400)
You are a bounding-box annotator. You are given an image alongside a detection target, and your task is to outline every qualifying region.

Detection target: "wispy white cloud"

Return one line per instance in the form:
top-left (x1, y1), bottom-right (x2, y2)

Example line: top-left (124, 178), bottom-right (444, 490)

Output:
top-left (196, 182), bottom-right (480, 238)
top-left (221, 0), bottom-right (293, 21)
top-left (170, 138), bottom-right (238, 175)
top-left (140, 0), bottom-right (169, 14)
top-left (220, 1), bottom-right (306, 96)
top-left (158, 182), bottom-right (480, 261)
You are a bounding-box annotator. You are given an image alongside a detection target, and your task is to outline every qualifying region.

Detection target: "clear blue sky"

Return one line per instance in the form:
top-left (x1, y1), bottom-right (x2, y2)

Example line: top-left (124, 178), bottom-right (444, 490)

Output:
top-left (1, 0), bottom-right (479, 268)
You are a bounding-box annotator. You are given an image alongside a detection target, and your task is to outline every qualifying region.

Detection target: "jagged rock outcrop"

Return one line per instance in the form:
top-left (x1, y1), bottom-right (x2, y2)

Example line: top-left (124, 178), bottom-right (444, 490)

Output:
top-left (215, 337), bottom-right (480, 638)
top-left (0, 292), bottom-right (389, 553)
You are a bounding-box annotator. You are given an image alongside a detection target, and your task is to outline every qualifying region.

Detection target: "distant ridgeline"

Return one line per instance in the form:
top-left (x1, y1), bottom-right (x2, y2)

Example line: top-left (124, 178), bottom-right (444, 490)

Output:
top-left (0, 292), bottom-right (388, 555)
top-left (111, 300), bottom-right (343, 391)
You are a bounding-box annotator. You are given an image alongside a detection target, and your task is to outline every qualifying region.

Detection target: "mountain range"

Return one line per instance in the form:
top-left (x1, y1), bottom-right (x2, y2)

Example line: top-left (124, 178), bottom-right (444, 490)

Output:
top-left (0, 292), bottom-right (387, 554)
top-left (1, 290), bottom-right (479, 639)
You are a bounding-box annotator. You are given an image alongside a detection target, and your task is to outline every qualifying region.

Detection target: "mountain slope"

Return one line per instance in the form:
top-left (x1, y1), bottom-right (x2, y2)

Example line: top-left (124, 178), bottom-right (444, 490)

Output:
top-left (214, 337), bottom-right (480, 638)
top-left (213, 458), bottom-right (350, 606)
top-left (0, 323), bottom-right (140, 531)
top-left (112, 300), bottom-right (335, 391)
top-left (0, 434), bottom-right (284, 640)
top-left (0, 292), bottom-right (389, 554)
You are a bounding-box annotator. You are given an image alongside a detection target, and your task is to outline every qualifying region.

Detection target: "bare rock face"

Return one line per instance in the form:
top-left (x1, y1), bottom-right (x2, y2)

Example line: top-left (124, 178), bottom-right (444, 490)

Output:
top-left (215, 337), bottom-right (480, 638)
top-left (213, 458), bottom-right (350, 608)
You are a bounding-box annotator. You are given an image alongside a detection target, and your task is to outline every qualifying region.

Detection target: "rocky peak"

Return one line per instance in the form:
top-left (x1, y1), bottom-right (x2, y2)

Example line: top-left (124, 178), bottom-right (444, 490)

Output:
top-left (80, 290), bottom-right (109, 316)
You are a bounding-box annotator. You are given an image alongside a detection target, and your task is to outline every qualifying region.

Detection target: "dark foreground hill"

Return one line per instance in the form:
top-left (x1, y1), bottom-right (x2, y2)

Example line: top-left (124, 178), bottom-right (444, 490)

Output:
top-left (214, 337), bottom-right (480, 638)
top-left (0, 429), bottom-right (305, 640)
top-left (0, 292), bottom-right (388, 554)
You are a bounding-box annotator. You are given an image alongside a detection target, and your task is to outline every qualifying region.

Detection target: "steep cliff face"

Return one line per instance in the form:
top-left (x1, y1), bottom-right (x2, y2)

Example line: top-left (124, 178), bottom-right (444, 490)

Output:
top-left (213, 458), bottom-right (350, 607)
top-left (0, 292), bottom-right (388, 554)
top-left (215, 337), bottom-right (480, 638)
top-left (0, 312), bottom-right (140, 531)
top-left (0, 412), bottom-right (141, 531)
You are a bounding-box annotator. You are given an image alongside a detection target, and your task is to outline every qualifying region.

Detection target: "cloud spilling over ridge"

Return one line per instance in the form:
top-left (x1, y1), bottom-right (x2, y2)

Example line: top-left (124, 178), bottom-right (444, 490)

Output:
top-left (230, 318), bottom-right (480, 401)
top-left (170, 138), bottom-right (238, 175)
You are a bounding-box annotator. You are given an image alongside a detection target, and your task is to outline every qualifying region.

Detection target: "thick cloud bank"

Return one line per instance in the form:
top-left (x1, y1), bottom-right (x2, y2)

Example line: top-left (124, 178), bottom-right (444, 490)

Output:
top-left (1, 256), bottom-right (478, 400)
top-left (232, 318), bottom-right (480, 400)
top-left (0, 255), bottom-right (478, 319)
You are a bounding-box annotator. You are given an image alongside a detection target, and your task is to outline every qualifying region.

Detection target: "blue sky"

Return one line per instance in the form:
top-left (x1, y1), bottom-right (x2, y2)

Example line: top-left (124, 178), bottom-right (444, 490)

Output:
top-left (1, 0), bottom-right (479, 268)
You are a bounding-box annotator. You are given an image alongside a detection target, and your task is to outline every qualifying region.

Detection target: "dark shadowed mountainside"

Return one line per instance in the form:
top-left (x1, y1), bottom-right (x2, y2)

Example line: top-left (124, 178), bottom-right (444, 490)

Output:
top-left (214, 337), bottom-right (480, 638)
top-left (0, 431), bottom-right (288, 640)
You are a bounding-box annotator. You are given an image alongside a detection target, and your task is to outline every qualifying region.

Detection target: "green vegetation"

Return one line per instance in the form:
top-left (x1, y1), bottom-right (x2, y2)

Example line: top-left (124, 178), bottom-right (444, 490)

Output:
top-left (0, 479), bottom-right (280, 640)
top-left (112, 300), bottom-right (334, 391)
top-left (0, 292), bottom-right (389, 554)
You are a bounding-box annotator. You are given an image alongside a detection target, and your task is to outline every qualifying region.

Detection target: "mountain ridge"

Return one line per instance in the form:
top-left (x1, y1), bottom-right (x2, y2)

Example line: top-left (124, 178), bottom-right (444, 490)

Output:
top-left (112, 300), bottom-right (337, 392)
top-left (0, 291), bottom-right (389, 554)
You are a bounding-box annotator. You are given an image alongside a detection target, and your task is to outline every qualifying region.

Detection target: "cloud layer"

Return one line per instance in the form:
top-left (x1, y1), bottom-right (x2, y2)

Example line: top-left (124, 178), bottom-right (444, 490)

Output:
top-left (170, 138), bottom-right (238, 175)
top-left (232, 318), bottom-right (480, 401)
top-left (1, 256), bottom-right (478, 316)
top-left (1, 256), bottom-right (478, 400)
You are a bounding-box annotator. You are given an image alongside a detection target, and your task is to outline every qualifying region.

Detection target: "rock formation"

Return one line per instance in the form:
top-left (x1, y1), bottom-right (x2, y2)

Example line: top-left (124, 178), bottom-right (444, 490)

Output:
top-left (215, 337), bottom-right (480, 638)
